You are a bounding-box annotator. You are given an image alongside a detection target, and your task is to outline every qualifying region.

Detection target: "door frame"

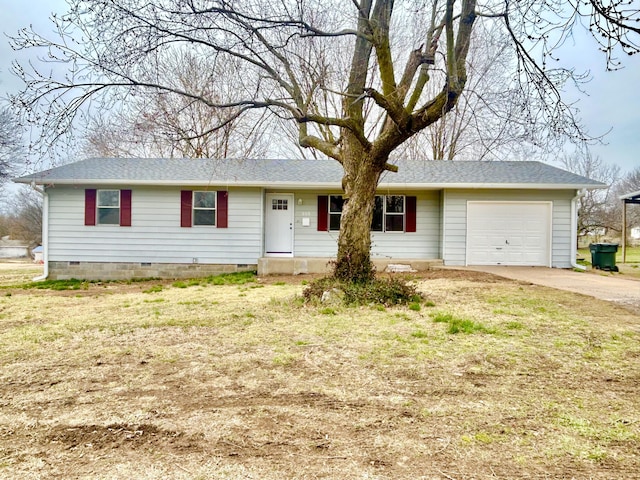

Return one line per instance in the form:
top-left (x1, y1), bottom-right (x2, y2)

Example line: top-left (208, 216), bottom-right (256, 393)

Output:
top-left (264, 193), bottom-right (295, 257)
top-left (465, 201), bottom-right (553, 267)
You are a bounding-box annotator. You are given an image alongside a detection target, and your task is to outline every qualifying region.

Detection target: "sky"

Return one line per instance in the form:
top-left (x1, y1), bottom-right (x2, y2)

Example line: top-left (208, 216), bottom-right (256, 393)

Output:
top-left (0, 0), bottom-right (638, 176)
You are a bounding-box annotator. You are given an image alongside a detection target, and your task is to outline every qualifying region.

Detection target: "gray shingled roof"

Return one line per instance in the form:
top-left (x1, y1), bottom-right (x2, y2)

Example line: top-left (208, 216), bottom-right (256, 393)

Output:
top-left (13, 157), bottom-right (606, 189)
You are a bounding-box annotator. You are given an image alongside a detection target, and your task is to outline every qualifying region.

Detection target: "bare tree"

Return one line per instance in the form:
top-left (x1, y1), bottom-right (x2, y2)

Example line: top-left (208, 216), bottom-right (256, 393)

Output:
top-left (560, 150), bottom-right (620, 240)
top-left (1, 186), bottom-right (43, 245)
top-left (397, 20), bottom-right (542, 162)
top-left (10, 0), bottom-right (640, 282)
top-left (83, 52), bottom-right (272, 158)
top-left (0, 107), bottom-right (24, 183)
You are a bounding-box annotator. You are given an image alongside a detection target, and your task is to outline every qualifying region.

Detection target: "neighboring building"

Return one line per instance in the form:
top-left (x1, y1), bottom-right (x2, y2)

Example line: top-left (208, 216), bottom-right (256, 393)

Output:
top-left (0, 236), bottom-right (29, 259)
top-left (32, 245), bottom-right (44, 263)
top-left (13, 158), bottom-right (605, 280)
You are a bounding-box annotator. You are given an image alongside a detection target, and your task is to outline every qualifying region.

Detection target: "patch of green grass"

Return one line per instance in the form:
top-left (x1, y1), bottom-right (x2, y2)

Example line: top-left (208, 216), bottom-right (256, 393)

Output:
top-left (319, 307), bottom-right (336, 315)
top-left (409, 302), bottom-right (421, 311)
top-left (203, 271), bottom-right (257, 286)
top-left (505, 321), bottom-right (524, 330)
top-left (410, 330), bottom-right (428, 339)
top-left (13, 278), bottom-right (91, 291)
top-left (274, 281), bottom-right (287, 286)
top-left (431, 312), bottom-right (494, 335)
top-left (143, 285), bottom-right (163, 293)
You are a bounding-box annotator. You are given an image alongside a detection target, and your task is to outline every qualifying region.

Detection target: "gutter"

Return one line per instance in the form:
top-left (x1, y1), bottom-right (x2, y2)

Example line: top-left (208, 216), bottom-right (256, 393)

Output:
top-left (571, 189), bottom-right (586, 271)
top-left (14, 178), bottom-right (606, 191)
top-left (31, 183), bottom-right (49, 281)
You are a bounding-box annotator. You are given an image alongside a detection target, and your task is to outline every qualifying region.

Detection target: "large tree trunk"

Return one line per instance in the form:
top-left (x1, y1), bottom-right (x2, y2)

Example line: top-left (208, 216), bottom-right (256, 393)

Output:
top-left (333, 135), bottom-right (385, 283)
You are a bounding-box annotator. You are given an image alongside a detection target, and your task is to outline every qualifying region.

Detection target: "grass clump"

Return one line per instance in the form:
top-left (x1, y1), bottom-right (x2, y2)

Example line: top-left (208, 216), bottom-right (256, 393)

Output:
top-left (17, 278), bottom-right (91, 291)
top-left (143, 285), bottom-right (163, 294)
top-left (203, 271), bottom-right (257, 285)
top-left (432, 311), bottom-right (494, 334)
top-left (303, 276), bottom-right (423, 306)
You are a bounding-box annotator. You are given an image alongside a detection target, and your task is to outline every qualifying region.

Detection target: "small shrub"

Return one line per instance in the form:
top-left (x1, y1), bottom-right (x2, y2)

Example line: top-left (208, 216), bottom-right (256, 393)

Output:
top-left (303, 276), bottom-right (423, 306)
top-left (409, 302), bottom-right (421, 311)
top-left (319, 307), bottom-right (336, 315)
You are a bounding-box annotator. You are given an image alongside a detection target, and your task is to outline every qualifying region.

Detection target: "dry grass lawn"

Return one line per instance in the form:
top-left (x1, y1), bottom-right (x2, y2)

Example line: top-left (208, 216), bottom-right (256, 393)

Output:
top-left (0, 263), bottom-right (639, 479)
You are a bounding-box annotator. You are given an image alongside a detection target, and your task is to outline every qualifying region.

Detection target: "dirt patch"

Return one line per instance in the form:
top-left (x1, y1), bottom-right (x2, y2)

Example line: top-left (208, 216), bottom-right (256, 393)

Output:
top-left (45, 423), bottom-right (202, 452)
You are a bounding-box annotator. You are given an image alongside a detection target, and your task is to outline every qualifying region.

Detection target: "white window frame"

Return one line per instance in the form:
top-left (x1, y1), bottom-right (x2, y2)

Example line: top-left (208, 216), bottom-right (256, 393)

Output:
top-left (372, 195), bottom-right (405, 232)
top-left (97, 189), bottom-right (120, 225)
top-left (193, 191), bottom-right (217, 226)
top-left (329, 194), bottom-right (406, 232)
top-left (329, 195), bottom-right (344, 231)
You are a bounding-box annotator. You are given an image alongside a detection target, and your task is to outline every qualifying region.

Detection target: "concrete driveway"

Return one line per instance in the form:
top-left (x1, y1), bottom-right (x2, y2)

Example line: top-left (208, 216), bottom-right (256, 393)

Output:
top-left (462, 266), bottom-right (640, 314)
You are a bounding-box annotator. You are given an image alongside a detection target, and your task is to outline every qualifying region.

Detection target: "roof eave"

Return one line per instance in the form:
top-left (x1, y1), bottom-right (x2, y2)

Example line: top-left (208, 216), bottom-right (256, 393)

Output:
top-left (14, 177), bottom-right (606, 190)
top-left (620, 190), bottom-right (640, 200)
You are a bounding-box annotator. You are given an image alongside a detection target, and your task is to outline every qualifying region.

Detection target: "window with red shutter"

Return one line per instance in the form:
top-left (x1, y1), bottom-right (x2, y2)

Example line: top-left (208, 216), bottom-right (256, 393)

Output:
top-left (180, 190), bottom-right (193, 227)
top-left (84, 189), bottom-right (97, 226)
top-left (217, 191), bottom-right (228, 228)
top-left (120, 190), bottom-right (132, 226)
top-left (317, 195), bottom-right (328, 231)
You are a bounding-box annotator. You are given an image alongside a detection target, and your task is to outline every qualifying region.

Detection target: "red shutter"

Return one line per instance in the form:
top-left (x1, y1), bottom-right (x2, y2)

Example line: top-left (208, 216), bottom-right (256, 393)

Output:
top-left (217, 191), bottom-right (228, 228)
top-left (406, 196), bottom-right (417, 233)
top-left (120, 189), bottom-right (132, 226)
top-left (317, 195), bottom-right (329, 231)
top-left (85, 189), bottom-right (97, 226)
top-left (180, 190), bottom-right (192, 227)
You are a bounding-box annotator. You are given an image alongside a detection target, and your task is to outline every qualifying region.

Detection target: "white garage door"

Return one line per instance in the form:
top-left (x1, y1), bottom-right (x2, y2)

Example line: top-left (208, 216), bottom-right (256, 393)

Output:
top-left (466, 202), bottom-right (552, 266)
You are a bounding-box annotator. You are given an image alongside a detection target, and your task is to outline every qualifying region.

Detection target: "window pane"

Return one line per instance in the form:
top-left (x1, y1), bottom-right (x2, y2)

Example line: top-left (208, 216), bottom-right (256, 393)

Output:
top-left (386, 195), bottom-right (404, 213)
top-left (329, 195), bottom-right (344, 213)
top-left (385, 214), bottom-right (404, 232)
top-left (329, 213), bottom-right (341, 231)
top-left (98, 207), bottom-right (119, 225)
top-left (371, 196), bottom-right (383, 231)
top-left (194, 209), bottom-right (216, 225)
top-left (272, 199), bottom-right (288, 210)
top-left (98, 190), bottom-right (119, 207)
top-left (194, 191), bottom-right (216, 208)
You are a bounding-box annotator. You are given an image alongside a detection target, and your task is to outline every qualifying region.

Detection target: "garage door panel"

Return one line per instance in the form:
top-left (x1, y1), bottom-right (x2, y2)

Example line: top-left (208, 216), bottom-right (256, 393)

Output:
top-left (467, 202), bottom-right (551, 266)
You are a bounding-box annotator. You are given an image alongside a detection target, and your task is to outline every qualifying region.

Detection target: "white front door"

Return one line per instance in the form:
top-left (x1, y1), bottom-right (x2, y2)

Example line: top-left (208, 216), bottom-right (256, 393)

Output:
top-left (265, 194), bottom-right (294, 256)
top-left (466, 201), bottom-right (552, 266)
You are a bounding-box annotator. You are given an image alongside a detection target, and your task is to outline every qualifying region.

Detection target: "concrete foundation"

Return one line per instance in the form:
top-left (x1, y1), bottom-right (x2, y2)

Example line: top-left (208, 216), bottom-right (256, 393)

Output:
top-left (47, 257), bottom-right (443, 280)
top-left (257, 257), bottom-right (443, 276)
top-left (48, 261), bottom-right (256, 281)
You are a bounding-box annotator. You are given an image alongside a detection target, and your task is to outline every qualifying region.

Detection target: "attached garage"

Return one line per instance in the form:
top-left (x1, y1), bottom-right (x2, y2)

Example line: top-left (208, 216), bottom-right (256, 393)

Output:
top-left (466, 201), bottom-right (552, 266)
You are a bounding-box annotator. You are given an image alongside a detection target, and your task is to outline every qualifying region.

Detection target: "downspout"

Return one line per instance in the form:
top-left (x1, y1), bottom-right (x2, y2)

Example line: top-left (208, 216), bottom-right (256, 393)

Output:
top-left (31, 183), bottom-right (49, 281)
top-left (571, 189), bottom-right (586, 271)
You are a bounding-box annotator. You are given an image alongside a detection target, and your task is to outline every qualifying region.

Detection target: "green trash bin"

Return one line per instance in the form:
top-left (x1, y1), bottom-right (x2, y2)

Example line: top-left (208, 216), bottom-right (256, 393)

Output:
top-left (589, 243), bottom-right (619, 272)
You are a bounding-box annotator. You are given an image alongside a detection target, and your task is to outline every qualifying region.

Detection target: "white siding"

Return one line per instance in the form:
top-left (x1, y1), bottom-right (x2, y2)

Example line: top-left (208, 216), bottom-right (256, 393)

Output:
top-left (286, 190), bottom-right (441, 259)
top-left (442, 189), bottom-right (575, 268)
top-left (47, 186), bottom-right (263, 264)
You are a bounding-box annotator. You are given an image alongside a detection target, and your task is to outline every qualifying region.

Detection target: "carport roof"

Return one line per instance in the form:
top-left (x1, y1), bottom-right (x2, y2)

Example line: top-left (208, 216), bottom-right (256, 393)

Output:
top-left (13, 157), bottom-right (607, 190)
top-left (621, 190), bottom-right (640, 203)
